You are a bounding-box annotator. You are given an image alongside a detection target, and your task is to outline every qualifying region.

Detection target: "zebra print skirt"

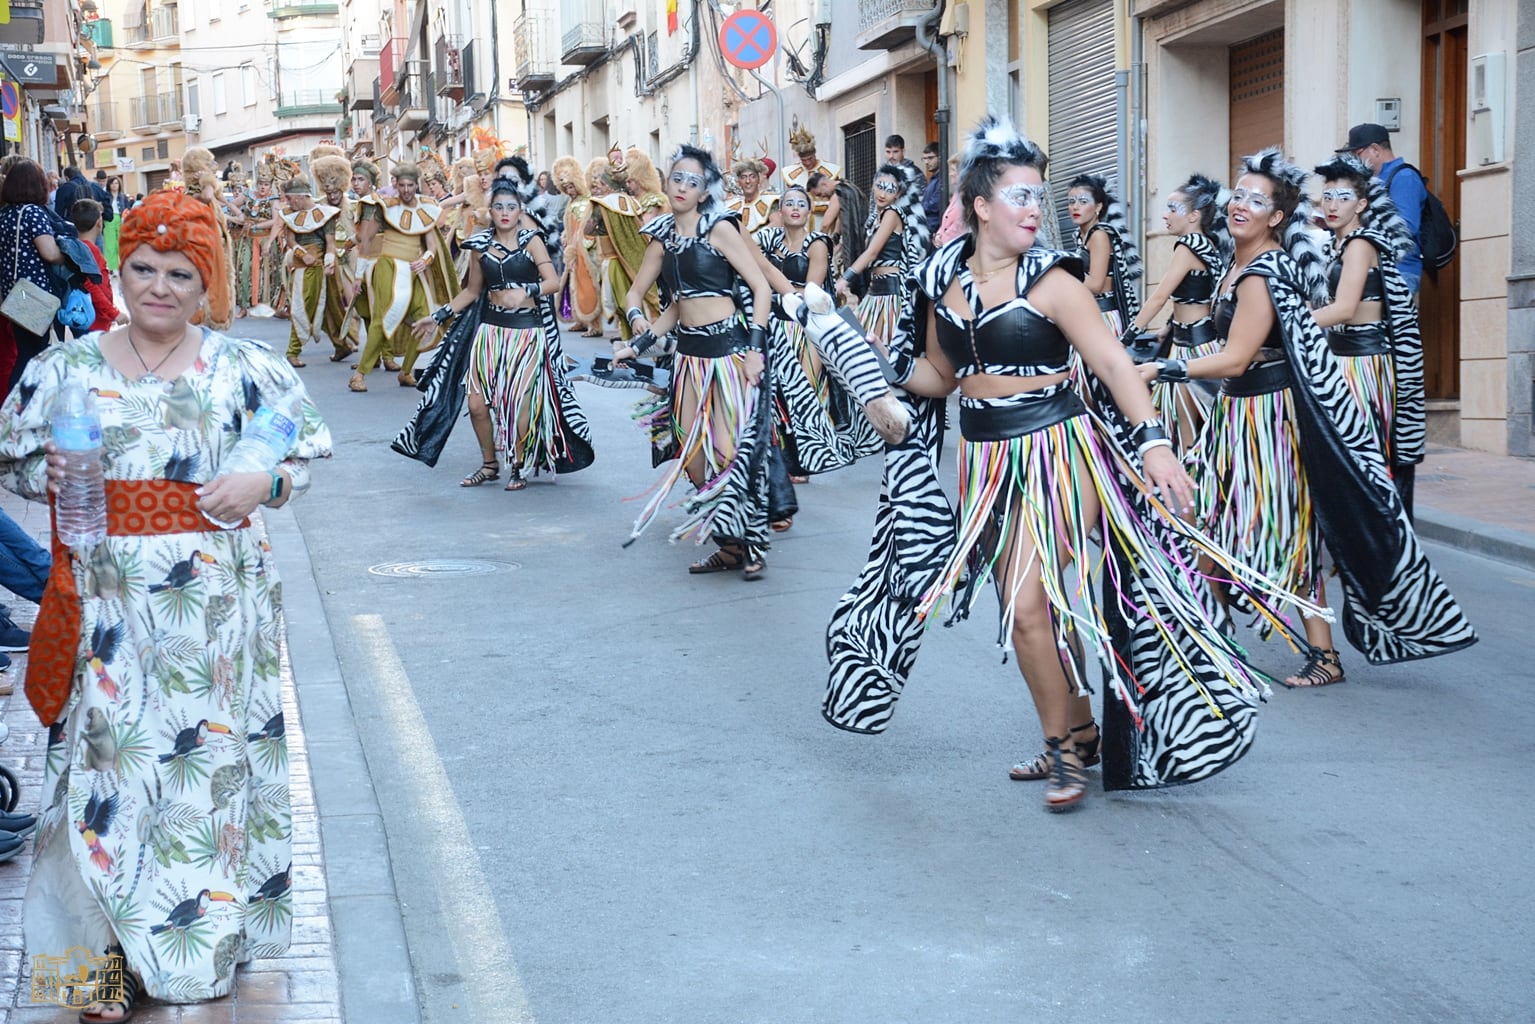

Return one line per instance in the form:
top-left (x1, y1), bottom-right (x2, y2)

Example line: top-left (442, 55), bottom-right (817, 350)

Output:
top-left (1328, 323), bottom-right (1396, 465)
top-left (1153, 318), bottom-right (1223, 452)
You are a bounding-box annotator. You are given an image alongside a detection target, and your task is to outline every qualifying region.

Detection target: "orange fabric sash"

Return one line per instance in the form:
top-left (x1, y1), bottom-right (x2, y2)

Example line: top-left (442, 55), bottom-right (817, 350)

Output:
top-left (26, 479), bottom-right (246, 725)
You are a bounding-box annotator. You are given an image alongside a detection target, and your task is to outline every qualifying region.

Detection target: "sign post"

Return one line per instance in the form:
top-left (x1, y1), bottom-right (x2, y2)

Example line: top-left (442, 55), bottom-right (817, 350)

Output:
top-left (1, 78), bottom-right (21, 144)
top-left (718, 10), bottom-right (784, 174)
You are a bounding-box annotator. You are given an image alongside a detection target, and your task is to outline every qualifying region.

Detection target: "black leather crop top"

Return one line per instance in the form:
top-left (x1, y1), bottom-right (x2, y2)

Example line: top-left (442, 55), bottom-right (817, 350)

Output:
top-left (1327, 259), bottom-right (1384, 303)
top-left (870, 211), bottom-right (905, 268)
top-left (643, 214), bottom-right (738, 300)
top-left (755, 228), bottom-right (830, 289)
top-left (1213, 291), bottom-right (1283, 354)
top-left (1171, 269), bottom-right (1215, 304)
top-left (476, 236), bottom-right (540, 291)
top-left (930, 253), bottom-right (1074, 379)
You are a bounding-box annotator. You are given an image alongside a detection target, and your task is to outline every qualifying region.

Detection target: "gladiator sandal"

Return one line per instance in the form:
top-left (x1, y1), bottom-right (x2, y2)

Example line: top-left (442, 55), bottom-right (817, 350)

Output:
top-left (1009, 721), bottom-right (1101, 781)
top-left (504, 466), bottom-right (527, 491)
top-left (1281, 646), bottom-right (1346, 688)
top-left (76, 944), bottom-right (142, 1024)
top-left (461, 459), bottom-right (500, 487)
top-left (1042, 736), bottom-right (1088, 813)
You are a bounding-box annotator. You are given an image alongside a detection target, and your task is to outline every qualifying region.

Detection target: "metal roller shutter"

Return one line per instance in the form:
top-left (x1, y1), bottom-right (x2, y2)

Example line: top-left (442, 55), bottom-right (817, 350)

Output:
top-left (1228, 29), bottom-right (1285, 179)
top-left (1047, 0), bottom-right (1118, 242)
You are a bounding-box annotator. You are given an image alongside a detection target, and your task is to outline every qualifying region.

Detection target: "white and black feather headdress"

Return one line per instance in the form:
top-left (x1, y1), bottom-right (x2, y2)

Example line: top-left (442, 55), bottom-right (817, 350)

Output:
top-left (1243, 147), bottom-right (1328, 305)
top-left (668, 144), bottom-right (731, 235)
top-left (959, 114), bottom-right (1047, 183)
top-left (1313, 153), bottom-right (1414, 261)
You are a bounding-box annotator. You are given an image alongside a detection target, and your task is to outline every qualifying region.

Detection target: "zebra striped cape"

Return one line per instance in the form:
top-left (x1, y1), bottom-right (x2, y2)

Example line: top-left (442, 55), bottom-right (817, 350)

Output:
top-left (1240, 250), bottom-right (1473, 663)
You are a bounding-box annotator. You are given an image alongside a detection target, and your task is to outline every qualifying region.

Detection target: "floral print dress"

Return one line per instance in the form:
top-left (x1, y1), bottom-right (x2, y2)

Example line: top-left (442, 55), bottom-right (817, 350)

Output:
top-left (0, 330), bottom-right (331, 1002)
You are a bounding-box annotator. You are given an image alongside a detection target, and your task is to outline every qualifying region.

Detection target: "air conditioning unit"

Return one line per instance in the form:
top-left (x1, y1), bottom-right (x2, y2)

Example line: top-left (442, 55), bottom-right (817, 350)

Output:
top-left (183, 113), bottom-right (201, 132)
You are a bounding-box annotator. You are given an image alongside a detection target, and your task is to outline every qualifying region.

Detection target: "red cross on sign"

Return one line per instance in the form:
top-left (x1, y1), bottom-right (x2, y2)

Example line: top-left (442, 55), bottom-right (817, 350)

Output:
top-left (719, 9), bottom-right (777, 71)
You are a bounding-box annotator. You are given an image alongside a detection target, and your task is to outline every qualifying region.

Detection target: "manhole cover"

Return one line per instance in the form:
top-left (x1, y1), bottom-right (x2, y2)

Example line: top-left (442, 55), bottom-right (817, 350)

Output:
top-left (368, 559), bottom-right (520, 578)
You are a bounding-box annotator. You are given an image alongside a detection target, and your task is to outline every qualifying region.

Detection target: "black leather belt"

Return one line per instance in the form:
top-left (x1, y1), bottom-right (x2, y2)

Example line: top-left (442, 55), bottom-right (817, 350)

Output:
top-left (1170, 319), bottom-right (1219, 349)
top-left (960, 388), bottom-right (1087, 442)
top-left (866, 274), bottom-right (902, 296)
top-left (480, 304), bottom-right (542, 329)
top-left (1327, 324), bottom-right (1390, 357)
top-left (1222, 360), bottom-right (1292, 397)
top-left (675, 319), bottom-right (751, 358)
top-left (1095, 293), bottom-right (1117, 313)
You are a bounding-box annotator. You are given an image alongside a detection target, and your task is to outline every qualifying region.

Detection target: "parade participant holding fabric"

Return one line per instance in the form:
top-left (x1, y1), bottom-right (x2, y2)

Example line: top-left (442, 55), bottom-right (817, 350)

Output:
top-left (275, 178), bottom-right (340, 368)
top-left (615, 146), bottom-right (775, 580)
top-left (350, 163), bottom-right (457, 391)
top-left (1130, 173), bottom-right (1228, 449)
top-left (1142, 148), bottom-right (1476, 687)
top-left (1310, 154), bottom-right (1425, 517)
top-left (834, 116), bottom-right (1317, 811)
top-left (0, 188), bottom-right (332, 1017)
top-left (395, 181), bottom-right (594, 486)
top-left (1068, 173), bottom-right (1142, 336)
top-left (835, 163), bottom-right (929, 352)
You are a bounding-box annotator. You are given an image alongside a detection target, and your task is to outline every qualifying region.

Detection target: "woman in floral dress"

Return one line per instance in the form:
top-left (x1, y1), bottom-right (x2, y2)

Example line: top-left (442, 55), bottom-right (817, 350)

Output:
top-left (0, 190), bottom-right (331, 1016)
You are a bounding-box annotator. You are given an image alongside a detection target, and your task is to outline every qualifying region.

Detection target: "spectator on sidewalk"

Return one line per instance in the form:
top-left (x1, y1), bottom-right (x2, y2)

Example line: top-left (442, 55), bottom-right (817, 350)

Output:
top-left (69, 198), bottom-right (127, 333)
top-left (1339, 123), bottom-right (1425, 295)
top-left (0, 505), bottom-right (48, 687)
top-left (921, 142), bottom-right (943, 235)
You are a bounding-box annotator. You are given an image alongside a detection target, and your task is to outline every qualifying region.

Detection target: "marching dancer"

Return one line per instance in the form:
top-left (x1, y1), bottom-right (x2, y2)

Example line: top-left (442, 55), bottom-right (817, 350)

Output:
top-left (834, 163), bottom-right (929, 352)
top-left (1310, 153), bottom-right (1426, 517)
top-left (553, 156), bottom-right (604, 337)
top-left (614, 146), bottom-right (775, 580)
top-left (1129, 173), bottom-right (1228, 448)
top-left (275, 177), bottom-right (339, 368)
top-left (1067, 173), bottom-right (1142, 335)
top-left (817, 116), bottom-right (1321, 810)
top-left (1142, 148), bottom-right (1475, 687)
top-left (394, 180), bottom-right (594, 484)
top-left (728, 157), bottom-right (779, 233)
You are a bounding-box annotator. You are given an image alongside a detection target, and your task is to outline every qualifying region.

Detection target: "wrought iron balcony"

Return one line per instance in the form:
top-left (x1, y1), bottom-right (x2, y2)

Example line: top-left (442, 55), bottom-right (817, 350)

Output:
top-left (514, 10), bottom-right (555, 90)
top-left (89, 101), bottom-right (122, 138)
top-left (560, 21), bottom-right (605, 66)
top-left (275, 88), bottom-right (343, 118)
top-left (856, 0), bottom-right (936, 50)
top-left (434, 35), bottom-right (462, 100)
top-left (396, 63), bottom-right (428, 130)
top-left (129, 93), bottom-right (184, 129)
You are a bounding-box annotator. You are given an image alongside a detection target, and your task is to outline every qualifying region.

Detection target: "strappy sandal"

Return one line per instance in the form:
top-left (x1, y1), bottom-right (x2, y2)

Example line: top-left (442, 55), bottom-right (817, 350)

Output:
top-left (689, 547), bottom-right (744, 574)
top-left (1010, 720), bottom-right (1100, 781)
top-left (383, 358), bottom-right (402, 372)
top-left (78, 946), bottom-right (142, 1023)
top-left (398, 371), bottom-right (418, 387)
top-left (348, 373), bottom-right (367, 393)
top-left (770, 516), bottom-right (794, 533)
top-left (329, 349), bottom-right (350, 362)
top-left (461, 460), bottom-right (500, 487)
top-left (1042, 736), bottom-right (1088, 813)
top-left (504, 467), bottom-right (527, 491)
top-left (1281, 646), bottom-right (1345, 688)
top-left (741, 547), bottom-right (766, 581)
top-left (286, 356), bottom-right (307, 368)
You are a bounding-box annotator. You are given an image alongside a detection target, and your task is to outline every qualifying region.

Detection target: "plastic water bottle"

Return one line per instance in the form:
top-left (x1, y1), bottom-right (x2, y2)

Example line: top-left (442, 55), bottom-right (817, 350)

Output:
top-left (49, 382), bottom-right (108, 547)
top-left (204, 388), bottom-right (304, 529)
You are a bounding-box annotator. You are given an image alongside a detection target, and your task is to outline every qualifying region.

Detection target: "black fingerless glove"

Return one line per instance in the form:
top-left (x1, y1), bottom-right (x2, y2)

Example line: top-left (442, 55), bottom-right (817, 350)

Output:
top-left (748, 323), bottom-right (768, 353)
top-left (631, 331), bottom-right (658, 356)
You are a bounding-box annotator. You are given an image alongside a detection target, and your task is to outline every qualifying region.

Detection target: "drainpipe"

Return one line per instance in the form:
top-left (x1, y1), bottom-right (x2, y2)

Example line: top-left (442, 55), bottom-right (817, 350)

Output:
top-left (915, 1), bottom-right (949, 206)
top-left (1128, 12), bottom-right (1145, 266)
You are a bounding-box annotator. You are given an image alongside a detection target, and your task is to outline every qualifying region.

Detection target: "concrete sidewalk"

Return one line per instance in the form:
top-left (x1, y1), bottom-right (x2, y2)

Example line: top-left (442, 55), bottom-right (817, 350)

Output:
top-left (1415, 445), bottom-right (1535, 571)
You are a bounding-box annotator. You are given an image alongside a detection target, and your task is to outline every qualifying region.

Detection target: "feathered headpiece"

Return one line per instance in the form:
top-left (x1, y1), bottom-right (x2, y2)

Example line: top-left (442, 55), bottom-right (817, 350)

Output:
top-left (551, 155), bottom-right (588, 197)
top-left (732, 157), bottom-right (767, 179)
top-left (1074, 173), bottom-right (1142, 284)
top-left (668, 144), bottom-right (731, 235)
top-left (863, 162), bottom-right (929, 274)
top-left (959, 114), bottom-right (1048, 182)
top-left (1243, 147), bottom-right (1328, 305)
top-left (391, 161), bottom-right (421, 184)
top-left (789, 121), bottom-right (817, 157)
top-left (1312, 153), bottom-right (1414, 261)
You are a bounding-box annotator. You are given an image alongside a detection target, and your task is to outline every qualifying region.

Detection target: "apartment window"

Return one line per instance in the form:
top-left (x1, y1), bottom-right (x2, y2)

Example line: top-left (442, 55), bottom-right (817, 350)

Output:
top-left (241, 64), bottom-right (257, 106)
top-left (187, 79), bottom-right (200, 116)
top-left (157, 139), bottom-right (170, 159)
top-left (212, 71), bottom-right (227, 115)
top-left (140, 146), bottom-right (155, 161)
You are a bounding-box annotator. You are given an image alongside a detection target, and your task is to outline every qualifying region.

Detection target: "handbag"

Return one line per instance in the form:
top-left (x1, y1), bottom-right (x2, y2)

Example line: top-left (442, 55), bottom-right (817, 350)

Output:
top-left (1, 208), bottom-right (61, 336)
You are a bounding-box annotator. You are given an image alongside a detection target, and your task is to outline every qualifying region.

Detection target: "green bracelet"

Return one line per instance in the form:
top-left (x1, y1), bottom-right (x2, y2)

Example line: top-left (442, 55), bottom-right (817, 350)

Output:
top-left (267, 470), bottom-right (283, 504)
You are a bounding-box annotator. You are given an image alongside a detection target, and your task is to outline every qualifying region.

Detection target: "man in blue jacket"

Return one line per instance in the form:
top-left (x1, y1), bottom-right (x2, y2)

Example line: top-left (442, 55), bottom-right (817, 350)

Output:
top-left (1339, 122), bottom-right (1425, 296)
top-left (51, 167), bottom-right (115, 225)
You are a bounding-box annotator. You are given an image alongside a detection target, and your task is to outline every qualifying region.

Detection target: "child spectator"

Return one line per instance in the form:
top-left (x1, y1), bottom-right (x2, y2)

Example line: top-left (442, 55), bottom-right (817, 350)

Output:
top-left (69, 198), bottom-right (127, 332)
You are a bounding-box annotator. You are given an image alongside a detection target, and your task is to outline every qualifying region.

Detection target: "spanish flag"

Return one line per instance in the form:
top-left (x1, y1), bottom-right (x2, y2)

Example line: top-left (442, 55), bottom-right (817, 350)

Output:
top-left (666, 0), bottom-right (678, 34)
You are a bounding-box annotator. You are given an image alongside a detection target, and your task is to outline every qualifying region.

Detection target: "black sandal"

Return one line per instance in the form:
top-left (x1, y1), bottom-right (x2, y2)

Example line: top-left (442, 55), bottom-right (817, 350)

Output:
top-left (1010, 720), bottom-right (1100, 781)
top-left (78, 946), bottom-right (142, 1023)
top-left (741, 547), bottom-right (766, 581)
top-left (1042, 736), bottom-right (1088, 813)
top-left (504, 466), bottom-right (527, 491)
top-left (689, 546), bottom-right (744, 574)
top-left (1281, 646), bottom-right (1346, 688)
top-left (461, 460), bottom-right (500, 487)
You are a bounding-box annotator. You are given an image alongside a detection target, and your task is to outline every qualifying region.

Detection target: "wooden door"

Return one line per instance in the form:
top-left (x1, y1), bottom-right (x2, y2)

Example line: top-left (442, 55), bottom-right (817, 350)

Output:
top-left (1419, 0), bottom-right (1467, 399)
top-left (1229, 29), bottom-right (1284, 178)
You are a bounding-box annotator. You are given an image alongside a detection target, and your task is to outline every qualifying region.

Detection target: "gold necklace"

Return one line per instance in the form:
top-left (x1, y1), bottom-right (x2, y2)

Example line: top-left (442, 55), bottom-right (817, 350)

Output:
top-left (969, 259), bottom-right (1012, 283)
top-left (126, 330), bottom-right (188, 384)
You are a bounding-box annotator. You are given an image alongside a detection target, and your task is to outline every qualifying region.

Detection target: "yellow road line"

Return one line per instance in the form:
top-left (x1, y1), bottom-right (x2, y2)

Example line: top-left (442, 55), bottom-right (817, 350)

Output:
top-left (352, 614), bottom-right (535, 1023)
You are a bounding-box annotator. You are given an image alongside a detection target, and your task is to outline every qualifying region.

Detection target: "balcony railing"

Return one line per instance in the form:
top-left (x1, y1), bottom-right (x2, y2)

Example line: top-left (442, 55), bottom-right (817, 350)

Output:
top-left (129, 93), bottom-right (185, 128)
top-left (89, 102), bottom-right (122, 135)
top-left (83, 17), bottom-right (114, 48)
top-left (123, 12), bottom-right (148, 45)
top-left (461, 39), bottom-right (479, 98)
top-left (434, 35), bottom-right (462, 99)
top-left (514, 10), bottom-right (555, 89)
top-left (151, 4), bottom-right (179, 41)
top-left (268, 0), bottom-right (339, 18)
top-left (275, 88), bottom-right (344, 117)
top-left (396, 63), bottom-right (428, 130)
top-left (560, 21), bottom-right (605, 66)
top-left (856, 0), bottom-right (936, 50)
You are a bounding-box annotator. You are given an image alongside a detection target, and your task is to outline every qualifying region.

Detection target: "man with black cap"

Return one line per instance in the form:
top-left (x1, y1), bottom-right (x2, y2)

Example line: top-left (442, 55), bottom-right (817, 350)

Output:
top-left (1339, 122), bottom-right (1426, 295)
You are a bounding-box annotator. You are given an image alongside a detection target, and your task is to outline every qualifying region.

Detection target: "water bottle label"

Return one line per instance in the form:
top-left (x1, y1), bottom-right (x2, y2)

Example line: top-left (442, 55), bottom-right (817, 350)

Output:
top-left (250, 408), bottom-right (298, 447)
top-left (52, 421), bottom-right (102, 450)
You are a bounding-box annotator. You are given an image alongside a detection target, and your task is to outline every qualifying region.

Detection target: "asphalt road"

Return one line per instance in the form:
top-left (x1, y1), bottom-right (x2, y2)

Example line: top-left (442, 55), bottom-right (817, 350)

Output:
top-left (253, 316), bottom-right (1532, 1024)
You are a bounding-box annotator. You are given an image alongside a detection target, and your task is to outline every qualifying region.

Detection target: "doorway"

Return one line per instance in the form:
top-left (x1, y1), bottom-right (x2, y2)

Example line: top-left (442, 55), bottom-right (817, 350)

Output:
top-left (1419, 0), bottom-right (1467, 400)
top-left (1228, 28), bottom-right (1284, 178)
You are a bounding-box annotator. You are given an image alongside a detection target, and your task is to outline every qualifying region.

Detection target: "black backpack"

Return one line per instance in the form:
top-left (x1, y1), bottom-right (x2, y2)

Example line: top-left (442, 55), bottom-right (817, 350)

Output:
top-left (1383, 163), bottom-right (1458, 275)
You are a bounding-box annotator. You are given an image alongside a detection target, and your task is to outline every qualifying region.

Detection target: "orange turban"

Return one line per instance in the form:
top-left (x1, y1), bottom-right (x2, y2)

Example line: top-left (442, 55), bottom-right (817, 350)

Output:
top-left (119, 189), bottom-right (232, 327)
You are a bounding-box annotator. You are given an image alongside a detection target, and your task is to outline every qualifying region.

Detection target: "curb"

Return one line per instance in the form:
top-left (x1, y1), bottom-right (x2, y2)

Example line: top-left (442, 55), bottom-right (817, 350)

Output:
top-left (266, 507), bottom-right (423, 1024)
top-left (1416, 504), bottom-right (1535, 574)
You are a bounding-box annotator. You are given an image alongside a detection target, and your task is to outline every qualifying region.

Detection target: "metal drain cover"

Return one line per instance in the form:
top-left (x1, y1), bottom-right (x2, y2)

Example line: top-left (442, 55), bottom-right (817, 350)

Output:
top-left (368, 559), bottom-right (520, 578)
